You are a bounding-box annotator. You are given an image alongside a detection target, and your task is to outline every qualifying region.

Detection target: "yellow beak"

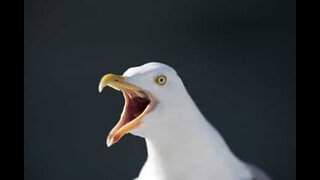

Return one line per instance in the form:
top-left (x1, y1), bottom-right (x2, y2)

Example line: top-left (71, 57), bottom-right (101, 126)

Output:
top-left (98, 74), bottom-right (146, 147)
top-left (98, 74), bottom-right (141, 93)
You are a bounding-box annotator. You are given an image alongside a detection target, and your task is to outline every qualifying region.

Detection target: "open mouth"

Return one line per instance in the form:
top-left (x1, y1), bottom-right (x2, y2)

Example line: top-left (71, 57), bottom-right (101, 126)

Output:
top-left (107, 90), bottom-right (156, 146)
top-left (122, 92), bottom-right (151, 125)
top-left (98, 73), bottom-right (156, 147)
top-left (118, 90), bottom-right (155, 132)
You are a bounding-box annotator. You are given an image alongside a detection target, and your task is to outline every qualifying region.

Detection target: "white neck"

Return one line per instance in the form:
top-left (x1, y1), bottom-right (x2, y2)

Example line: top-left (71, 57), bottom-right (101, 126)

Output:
top-left (137, 92), bottom-right (251, 180)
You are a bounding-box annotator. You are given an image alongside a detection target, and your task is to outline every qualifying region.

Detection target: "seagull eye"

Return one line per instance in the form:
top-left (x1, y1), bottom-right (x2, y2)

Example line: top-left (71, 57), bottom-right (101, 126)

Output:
top-left (155, 75), bottom-right (167, 85)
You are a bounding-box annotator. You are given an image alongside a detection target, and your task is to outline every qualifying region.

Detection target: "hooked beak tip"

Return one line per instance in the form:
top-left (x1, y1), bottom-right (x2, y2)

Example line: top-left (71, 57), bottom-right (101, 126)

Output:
top-left (98, 85), bottom-right (104, 93)
top-left (106, 137), bottom-right (113, 147)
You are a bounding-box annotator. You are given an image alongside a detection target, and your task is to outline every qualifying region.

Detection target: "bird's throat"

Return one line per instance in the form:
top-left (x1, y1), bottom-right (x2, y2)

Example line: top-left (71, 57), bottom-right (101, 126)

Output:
top-left (139, 97), bottom-right (244, 179)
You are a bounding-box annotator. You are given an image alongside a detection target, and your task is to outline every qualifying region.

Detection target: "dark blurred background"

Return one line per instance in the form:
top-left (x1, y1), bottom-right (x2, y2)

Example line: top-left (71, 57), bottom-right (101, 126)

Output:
top-left (24, 0), bottom-right (296, 179)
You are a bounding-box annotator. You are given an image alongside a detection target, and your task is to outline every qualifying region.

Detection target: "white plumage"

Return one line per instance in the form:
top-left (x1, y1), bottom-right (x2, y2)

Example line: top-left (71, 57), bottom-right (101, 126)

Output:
top-left (99, 62), bottom-right (271, 180)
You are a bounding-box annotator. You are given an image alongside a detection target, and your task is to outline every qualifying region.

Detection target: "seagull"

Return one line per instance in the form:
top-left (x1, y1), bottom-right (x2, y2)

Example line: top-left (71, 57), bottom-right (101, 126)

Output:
top-left (98, 62), bottom-right (271, 180)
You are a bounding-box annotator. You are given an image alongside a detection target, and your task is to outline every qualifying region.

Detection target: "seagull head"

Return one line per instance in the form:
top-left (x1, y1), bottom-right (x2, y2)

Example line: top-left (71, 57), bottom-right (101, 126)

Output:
top-left (99, 62), bottom-right (187, 147)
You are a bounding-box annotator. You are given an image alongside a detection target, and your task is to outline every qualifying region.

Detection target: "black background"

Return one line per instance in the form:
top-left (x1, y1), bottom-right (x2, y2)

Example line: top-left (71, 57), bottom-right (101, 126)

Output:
top-left (24, 0), bottom-right (296, 179)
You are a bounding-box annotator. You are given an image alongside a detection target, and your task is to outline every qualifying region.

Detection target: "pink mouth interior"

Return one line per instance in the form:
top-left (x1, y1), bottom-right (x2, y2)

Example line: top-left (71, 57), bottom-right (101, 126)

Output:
top-left (122, 92), bottom-right (150, 125)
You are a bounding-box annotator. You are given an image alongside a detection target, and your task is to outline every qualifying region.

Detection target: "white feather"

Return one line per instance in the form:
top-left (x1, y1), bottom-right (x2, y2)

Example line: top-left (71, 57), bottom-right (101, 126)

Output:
top-left (119, 62), bottom-right (270, 180)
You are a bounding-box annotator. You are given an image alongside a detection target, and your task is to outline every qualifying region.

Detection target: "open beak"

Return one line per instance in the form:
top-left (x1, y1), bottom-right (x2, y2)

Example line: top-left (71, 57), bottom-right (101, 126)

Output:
top-left (98, 74), bottom-right (156, 147)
